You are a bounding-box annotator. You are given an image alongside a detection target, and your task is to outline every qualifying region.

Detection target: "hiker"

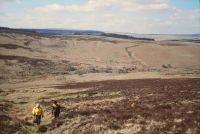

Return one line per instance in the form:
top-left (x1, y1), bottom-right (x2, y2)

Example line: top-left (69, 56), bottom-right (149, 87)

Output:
top-left (52, 101), bottom-right (61, 118)
top-left (32, 103), bottom-right (44, 125)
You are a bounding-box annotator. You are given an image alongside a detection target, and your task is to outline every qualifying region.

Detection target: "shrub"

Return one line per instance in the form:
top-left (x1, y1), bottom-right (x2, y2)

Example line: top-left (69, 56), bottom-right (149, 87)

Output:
top-left (168, 64), bottom-right (172, 68)
top-left (108, 121), bottom-right (121, 130)
top-left (162, 64), bottom-right (168, 68)
top-left (104, 67), bottom-right (113, 73)
top-left (76, 70), bottom-right (85, 75)
top-left (37, 125), bottom-right (48, 133)
top-left (118, 67), bottom-right (128, 73)
top-left (67, 64), bottom-right (77, 71)
top-left (162, 64), bottom-right (172, 69)
top-left (88, 66), bottom-right (98, 73)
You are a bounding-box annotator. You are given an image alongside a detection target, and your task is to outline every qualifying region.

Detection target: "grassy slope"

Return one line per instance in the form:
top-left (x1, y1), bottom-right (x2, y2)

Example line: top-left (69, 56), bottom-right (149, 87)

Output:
top-left (0, 32), bottom-right (200, 133)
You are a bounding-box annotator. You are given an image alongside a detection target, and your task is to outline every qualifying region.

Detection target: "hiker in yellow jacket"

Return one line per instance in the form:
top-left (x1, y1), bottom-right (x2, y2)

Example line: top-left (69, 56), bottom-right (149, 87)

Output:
top-left (32, 103), bottom-right (44, 125)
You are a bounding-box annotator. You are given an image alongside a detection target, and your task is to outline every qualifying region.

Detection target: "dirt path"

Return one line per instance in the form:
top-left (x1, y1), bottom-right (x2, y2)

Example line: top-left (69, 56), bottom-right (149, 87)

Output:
top-left (124, 44), bottom-right (147, 67)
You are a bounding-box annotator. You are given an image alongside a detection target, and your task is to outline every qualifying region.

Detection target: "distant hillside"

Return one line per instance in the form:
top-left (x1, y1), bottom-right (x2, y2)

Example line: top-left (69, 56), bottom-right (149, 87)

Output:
top-left (121, 32), bottom-right (200, 41)
top-left (0, 27), bottom-right (154, 41)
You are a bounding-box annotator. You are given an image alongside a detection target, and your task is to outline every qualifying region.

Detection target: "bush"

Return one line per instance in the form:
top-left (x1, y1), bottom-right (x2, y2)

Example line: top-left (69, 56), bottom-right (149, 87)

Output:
top-left (168, 64), bottom-right (172, 68)
top-left (88, 66), bottom-right (98, 73)
top-left (4, 60), bottom-right (15, 66)
top-left (108, 121), bottom-right (121, 130)
top-left (162, 64), bottom-right (172, 69)
top-left (37, 125), bottom-right (48, 133)
top-left (118, 67), bottom-right (128, 73)
top-left (67, 64), bottom-right (77, 71)
top-left (76, 70), bottom-right (85, 75)
top-left (162, 64), bottom-right (168, 68)
top-left (104, 67), bottom-right (113, 73)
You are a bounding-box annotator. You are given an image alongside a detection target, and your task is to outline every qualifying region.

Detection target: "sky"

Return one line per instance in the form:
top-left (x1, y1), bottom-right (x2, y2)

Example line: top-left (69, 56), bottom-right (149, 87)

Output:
top-left (0, 0), bottom-right (199, 34)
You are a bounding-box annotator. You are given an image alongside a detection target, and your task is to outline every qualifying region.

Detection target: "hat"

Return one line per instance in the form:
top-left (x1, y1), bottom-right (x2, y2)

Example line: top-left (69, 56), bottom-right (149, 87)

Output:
top-left (36, 103), bottom-right (40, 108)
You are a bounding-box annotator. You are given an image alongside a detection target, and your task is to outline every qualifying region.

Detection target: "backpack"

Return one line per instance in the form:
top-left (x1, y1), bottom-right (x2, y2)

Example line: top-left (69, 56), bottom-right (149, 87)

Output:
top-left (52, 104), bottom-right (60, 114)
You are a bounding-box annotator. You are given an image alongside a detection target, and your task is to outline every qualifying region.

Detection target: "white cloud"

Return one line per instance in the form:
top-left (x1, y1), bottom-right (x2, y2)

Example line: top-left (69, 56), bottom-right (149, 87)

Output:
top-left (1, 0), bottom-right (199, 34)
top-left (169, 9), bottom-right (200, 22)
top-left (0, 0), bottom-right (15, 2)
top-left (33, 0), bottom-right (172, 13)
top-left (0, 0), bottom-right (21, 3)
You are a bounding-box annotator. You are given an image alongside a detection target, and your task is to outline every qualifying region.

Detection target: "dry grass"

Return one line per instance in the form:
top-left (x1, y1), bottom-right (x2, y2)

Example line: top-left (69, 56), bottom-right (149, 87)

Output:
top-left (0, 32), bottom-right (200, 134)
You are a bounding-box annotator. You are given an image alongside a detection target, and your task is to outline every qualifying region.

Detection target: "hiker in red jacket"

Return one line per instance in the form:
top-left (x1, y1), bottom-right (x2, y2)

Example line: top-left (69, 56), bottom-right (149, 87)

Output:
top-left (52, 101), bottom-right (61, 118)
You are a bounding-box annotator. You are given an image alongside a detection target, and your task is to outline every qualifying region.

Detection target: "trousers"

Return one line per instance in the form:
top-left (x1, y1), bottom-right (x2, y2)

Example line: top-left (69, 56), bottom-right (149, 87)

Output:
top-left (34, 115), bottom-right (41, 125)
